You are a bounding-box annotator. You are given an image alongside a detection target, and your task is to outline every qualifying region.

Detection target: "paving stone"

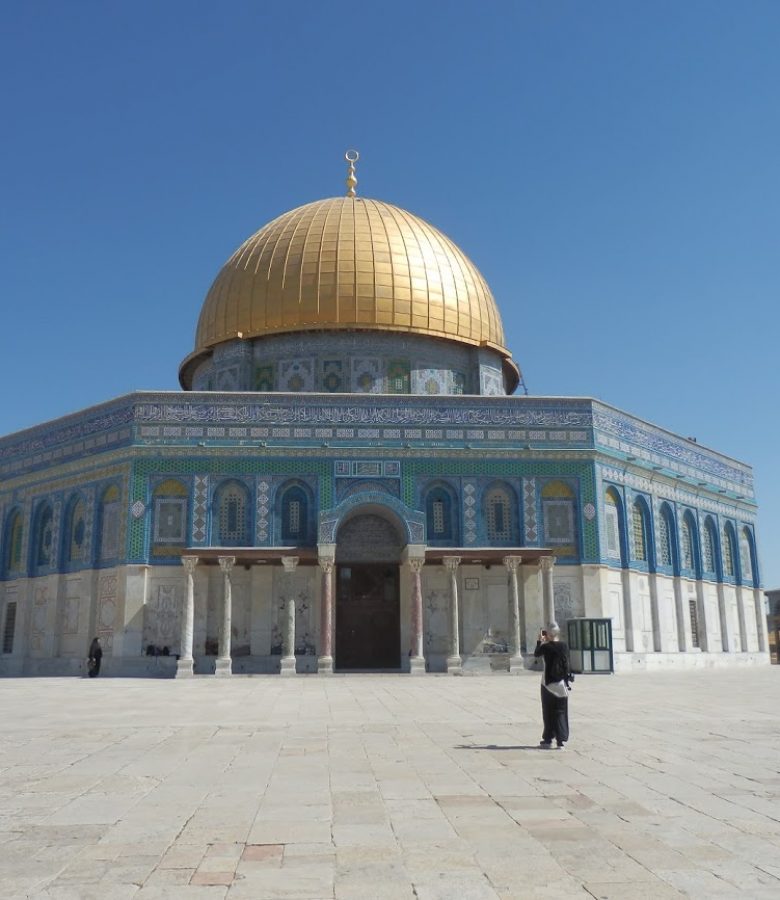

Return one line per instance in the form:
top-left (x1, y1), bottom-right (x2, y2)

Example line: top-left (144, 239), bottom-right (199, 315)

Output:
top-left (1, 670), bottom-right (780, 899)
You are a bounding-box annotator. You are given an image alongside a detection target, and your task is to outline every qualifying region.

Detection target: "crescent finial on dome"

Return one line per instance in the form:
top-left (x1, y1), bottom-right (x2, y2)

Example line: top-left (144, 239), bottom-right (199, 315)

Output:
top-left (345, 149), bottom-right (359, 197)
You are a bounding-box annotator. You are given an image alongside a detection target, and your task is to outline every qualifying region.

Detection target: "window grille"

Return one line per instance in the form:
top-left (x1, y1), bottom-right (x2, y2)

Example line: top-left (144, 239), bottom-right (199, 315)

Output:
top-left (722, 528), bottom-right (735, 577)
top-left (287, 500), bottom-right (301, 535)
top-left (543, 500), bottom-right (574, 545)
top-left (740, 529), bottom-right (753, 582)
top-left (702, 523), bottom-right (716, 572)
top-left (631, 503), bottom-right (646, 561)
top-left (219, 487), bottom-right (247, 545)
top-left (605, 500), bottom-right (620, 559)
top-left (36, 506), bottom-right (53, 567)
top-left (282, 487), bottom-right (308, 543)
top-left (681, 520), bottom-right (694, 570)
top-left (2, 602), bottom-right (16, 654)
top-left (658, 510), bottom-right (672, 566)
top-left (688, 599), bottom-right (699, 648)
top-left (8, 514), bottom-right (23, 572)
top-left (100, 501), bottom-right (120, 560)
top-left (68, 500), bottom-right (87, 563)
top-left (486, 488), bottom-right (512, 542)
top-left (432, 499), bottom-right (445, 534)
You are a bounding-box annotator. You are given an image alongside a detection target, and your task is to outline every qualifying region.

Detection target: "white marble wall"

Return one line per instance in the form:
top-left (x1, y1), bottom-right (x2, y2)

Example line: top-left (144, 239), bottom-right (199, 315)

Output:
top-left (0, 561), bottom-right (772, 676)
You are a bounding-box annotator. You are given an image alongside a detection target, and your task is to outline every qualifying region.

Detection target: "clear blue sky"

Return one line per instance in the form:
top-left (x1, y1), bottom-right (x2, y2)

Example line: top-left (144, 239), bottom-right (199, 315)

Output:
top-left (1, 1), bottom-right (778, 586)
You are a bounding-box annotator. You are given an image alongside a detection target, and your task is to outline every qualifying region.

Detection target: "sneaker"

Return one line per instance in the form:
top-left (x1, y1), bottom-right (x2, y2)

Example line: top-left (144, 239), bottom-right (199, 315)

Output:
top-left (556, 742), bottom-right (566, 750)
top-left (539, 741), bottom-right (552, 749)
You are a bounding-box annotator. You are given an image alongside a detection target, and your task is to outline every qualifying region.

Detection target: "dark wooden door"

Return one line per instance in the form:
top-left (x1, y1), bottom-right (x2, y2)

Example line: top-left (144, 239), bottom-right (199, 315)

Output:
top-left (335, 564), bottom-right (400, 669)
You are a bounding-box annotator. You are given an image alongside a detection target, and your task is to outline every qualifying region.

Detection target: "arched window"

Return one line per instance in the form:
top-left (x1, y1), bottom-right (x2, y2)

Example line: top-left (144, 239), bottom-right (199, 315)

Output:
top-left (484, 483), bottom-right (519, 545)
top-left (98, 485), bottom-right (121, 562)
top-left (281, 484), bottom-right (310, 544)
top-left (214, 481), bottom-right (250, 546)
top-left (680, 512), bottom-right (699, 575)
top-left (702, 518), bottom-right (717, 575)
top-left (657, 504), bottom-right (674, 568)
top-left (631, 499), bottom-right (648, 563)
top-left (722, 523), bottom-right (736, 578)
top-left (33, 503), bottom-right (54, 570)
top-left (541, 480), bottom-right (575, 550)
top-left (604, 487), bottom-right (625, 563)
top-left (64, 495), bottom-right (88, 566)
top-left (3, 509), bottom-right (24, 575)
top-left (739, 526), bottom-right (756, 586)
top-left (425, 484), bottom-right (457, 545)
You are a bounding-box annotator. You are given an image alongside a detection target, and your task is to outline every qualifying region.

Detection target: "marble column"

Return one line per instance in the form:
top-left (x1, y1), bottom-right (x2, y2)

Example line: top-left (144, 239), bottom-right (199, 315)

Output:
top-left (444, 556), bottom-right (462, 675)
top-left (176, 556), bottom-right (198, 678)
top-left (504, 555), bottom-right (524, 673)
top-left (280, 556), bottom-right (299, 676)
top-left (540, 555), bottom-right (556, 626)
top-left (215, 556), bottom-right (235, 676)
top-left (408, 556), bottom-right (426, 675)
top-left (317, 555), bottom-right (334, 674)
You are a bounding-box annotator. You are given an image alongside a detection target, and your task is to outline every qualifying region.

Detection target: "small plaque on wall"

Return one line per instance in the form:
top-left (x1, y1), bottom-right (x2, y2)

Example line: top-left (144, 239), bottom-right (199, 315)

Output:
top-left (464, 577), bottom-right (480, 591)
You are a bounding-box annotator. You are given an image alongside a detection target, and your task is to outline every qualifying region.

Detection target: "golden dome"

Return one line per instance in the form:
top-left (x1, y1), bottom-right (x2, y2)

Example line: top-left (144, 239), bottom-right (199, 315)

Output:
top-left (181, 197), bottom-right (518, 390)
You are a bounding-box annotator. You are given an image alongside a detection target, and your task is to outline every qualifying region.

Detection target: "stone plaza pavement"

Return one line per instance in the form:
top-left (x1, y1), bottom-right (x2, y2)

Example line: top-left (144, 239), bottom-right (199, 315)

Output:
top-left (1, 668), bottom-right (779, 900)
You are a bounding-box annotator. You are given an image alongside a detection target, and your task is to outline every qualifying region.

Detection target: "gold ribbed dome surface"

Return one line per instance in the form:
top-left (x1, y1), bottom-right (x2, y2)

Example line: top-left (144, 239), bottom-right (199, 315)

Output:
top-left (192, 196), bottom-right (508, 356)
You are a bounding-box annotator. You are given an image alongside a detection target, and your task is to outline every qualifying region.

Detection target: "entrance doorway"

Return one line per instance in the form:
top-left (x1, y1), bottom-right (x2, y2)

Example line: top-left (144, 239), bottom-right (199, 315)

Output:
top-left (335, 564), bottom-right (400, 670)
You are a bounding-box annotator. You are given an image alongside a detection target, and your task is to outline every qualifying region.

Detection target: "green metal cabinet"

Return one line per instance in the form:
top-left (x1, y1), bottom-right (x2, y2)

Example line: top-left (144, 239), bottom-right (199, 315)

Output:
top-left (567, 618), bottom-right (613, 674)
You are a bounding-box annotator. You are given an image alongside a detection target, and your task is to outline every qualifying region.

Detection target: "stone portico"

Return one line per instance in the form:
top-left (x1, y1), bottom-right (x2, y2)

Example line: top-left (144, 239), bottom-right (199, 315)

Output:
top-left (173, 543), bottom-right (557, 676)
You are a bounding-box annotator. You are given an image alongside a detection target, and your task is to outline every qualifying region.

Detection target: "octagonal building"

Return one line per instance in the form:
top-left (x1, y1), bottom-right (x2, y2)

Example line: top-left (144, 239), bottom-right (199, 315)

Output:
top-left (0, 163), bottom-right (768, 676)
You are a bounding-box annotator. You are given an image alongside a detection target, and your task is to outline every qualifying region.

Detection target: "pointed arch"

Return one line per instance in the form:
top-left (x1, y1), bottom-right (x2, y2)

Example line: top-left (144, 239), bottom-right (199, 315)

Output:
top-left (701, 516), bottom-right (718, 578)
top-left (739, 526), bottom-right (757, 587)
top-left (278, 480), bottom-right (315, 545)
top-left (680, 511), bottom-right (700, 577)
top-left (2, 508), bottom-right (24, 576)
top-left (721, 521), bottom-right (737, 579)
top-left (483, 481), bottom-right (520, 546)
top-left (32, 501), bottom-right (54, 571)
top-left (657, 502), bottom-right (677, 571)
top-left (63, 493), bottom-right (88, 568)
top-left (212, 479), bottom-right (251, 547)
top-left (97, 484), bottom-right (122, 562)
top-left (423, 481), bottom-right (459, 545)
top-left (630, 496), bottom-right (652, 565)
top-left (603, 486), bottom-right (626, 565)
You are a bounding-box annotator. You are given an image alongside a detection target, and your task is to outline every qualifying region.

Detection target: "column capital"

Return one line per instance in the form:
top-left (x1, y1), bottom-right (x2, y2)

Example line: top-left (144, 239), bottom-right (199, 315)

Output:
top-left (408, 556), bottom-right (425, 574)
top-left (282, 556), bottom-right (300, 573)
top-left (181, 555), bottom-right (199, 574)
top-left (443, 556), bottom-right (462, 570)
top-left (402, 544), bottom-right (427, 562)
top-left (503, 555), bottom-right (523, 572)
top-left (539, 555), bottom-right (556, 572)
top-left (218, 556), bottom-right (236, 574)
top-left (318, 557), bottom-right (335, 575)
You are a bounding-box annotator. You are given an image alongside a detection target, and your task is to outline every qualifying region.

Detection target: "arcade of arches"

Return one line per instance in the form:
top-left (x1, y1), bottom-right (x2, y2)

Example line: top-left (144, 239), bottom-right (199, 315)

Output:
top-left (176, 507), bottom-right (558, 676)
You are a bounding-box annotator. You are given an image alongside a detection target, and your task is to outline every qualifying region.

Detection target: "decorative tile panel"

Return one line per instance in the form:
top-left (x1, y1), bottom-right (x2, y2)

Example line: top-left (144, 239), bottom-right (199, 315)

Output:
top-left (192, 475), bottom-right (208, 543)
top-left (463, 481), bottom-right (478, 545)
top-left (256, 478), bottom-right (271, 544)
top-left (280, 358), bottom-right (315, 392)
top-left (351, 358), bottom-right (382, 393)
top-left (523, 477), bottom-right (538, 543)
